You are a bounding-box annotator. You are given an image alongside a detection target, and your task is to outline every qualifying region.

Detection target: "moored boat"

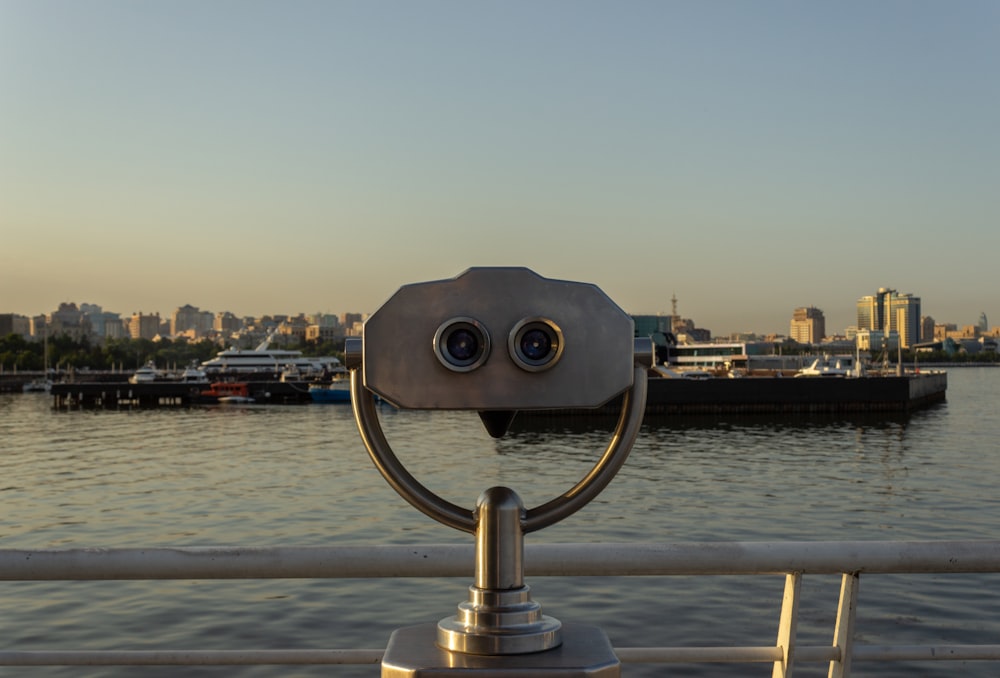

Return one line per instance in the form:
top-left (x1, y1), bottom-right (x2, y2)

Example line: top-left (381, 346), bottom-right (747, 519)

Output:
top-left (22, 378), bottom-right (53, 393)
top-left (199, 382), bottom-right (255, 404)
top-left (199, 334), bottom-right (341, 378)
top-left (128, 361), bottom-right (160, 384)
top-left (794, 355), bottom-right (862, 378)
top-left (308, 380), bottom-right (351, 403)
top-left (178, 361), bottom-right (209, 383)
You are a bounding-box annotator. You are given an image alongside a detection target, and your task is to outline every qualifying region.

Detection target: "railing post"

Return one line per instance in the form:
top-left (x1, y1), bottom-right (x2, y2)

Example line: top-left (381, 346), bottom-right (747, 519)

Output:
top-left (829, 572), bottom-right (859, 678)
top-left (773, 572), bottom-right (802, 678)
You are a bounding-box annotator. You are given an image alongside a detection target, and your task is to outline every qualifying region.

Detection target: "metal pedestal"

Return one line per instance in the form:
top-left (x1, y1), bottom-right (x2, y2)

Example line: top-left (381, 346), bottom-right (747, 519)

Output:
top-left (382, 623), bottom-right (620, 678)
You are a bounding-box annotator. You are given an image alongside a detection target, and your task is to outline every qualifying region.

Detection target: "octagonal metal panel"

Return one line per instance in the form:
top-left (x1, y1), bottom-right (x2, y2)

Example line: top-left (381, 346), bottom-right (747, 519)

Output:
top-left (362, 267), bottom-right (634, 410)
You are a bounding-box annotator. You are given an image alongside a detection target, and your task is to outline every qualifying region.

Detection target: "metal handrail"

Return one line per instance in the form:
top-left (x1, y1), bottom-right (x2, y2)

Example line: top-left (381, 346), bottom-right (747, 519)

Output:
top-left (3, 541), bottom-right (1000, 675)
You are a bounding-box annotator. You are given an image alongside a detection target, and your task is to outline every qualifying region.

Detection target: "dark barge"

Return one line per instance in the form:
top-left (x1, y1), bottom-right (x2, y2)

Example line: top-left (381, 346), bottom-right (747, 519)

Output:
top-left (48, 371), bottom-right (947, 414)
top-left (639, 370), bottom-right (947, 415)
top-left (50, 379), bottom-right (316, 408)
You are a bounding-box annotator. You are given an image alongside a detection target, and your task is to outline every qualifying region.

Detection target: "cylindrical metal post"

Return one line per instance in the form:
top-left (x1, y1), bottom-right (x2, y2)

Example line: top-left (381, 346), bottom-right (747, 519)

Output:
top-left (475, 487), bottom-right (524, 591)
top-left (438, 487), bottom-right (561, 655)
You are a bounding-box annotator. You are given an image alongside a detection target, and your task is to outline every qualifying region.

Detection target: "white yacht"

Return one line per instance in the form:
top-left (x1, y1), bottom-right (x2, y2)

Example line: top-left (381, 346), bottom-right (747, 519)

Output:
top-left (794, 355), bottom-right (861, 378)
top-left (178, 361), bottom-right (209, 383)
top-left (129, 361), bottom-right (160, 384)
top-left (199, 336), bottom-right (341, 377)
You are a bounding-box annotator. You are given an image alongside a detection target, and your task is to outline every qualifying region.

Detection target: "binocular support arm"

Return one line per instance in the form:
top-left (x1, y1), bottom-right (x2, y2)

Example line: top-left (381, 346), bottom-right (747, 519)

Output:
top-left (350, 368), bottom-right (476, 533)
top-left (348, 338), bottom-right (651, 535)
top-left (523, 363), bottom-right (647, 533)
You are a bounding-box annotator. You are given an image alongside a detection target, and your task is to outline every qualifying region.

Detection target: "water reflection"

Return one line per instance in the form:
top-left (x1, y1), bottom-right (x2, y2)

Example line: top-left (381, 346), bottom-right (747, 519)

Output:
top-left (2, 371), bottom-right (995, 677)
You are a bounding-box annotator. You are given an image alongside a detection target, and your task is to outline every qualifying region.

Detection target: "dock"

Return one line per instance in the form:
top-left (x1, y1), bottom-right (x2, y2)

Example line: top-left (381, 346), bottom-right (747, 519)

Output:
top-left (640, 370), bottom-right (947, 415)
top-left (46, 371), bottom-right (947, 414)
top-left (49, 379), bottom-right (316, 408)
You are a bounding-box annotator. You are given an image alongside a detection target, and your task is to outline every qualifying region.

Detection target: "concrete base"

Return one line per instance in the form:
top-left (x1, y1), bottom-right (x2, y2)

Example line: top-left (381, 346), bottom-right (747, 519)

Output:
top-left (381, 623), bottom-right (620, 677)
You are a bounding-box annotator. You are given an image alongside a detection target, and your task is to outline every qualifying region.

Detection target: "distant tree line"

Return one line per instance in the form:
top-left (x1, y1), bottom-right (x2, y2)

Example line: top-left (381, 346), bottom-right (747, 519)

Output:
top-left (0, 334), bottom-right (347, 372)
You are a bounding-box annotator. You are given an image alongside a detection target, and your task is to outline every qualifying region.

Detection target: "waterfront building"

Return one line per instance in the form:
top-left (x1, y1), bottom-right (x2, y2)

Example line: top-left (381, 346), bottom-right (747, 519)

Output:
top-left (310, 313), bottom-right (340, 328)
top-left (341, 312), bottom-right (363, 329)
top-left (0, 313), bottom-right (31, 339)
top-left (632, 314), bottom-right (674, 342)
top-left (277, 315), bottom-right (309, 344)
top-left (172, 305), bottom-right (214, 337)
top-left (305, 324), bottom-right (341, 343)
top-left (128, 312), bottom-right (161, 340)
top-left (104, 317), bottom-right (128, 339)
top-left (42, 303), bottom-right (92, 342)
top-left (855, 329), bottom-right (898, 352)
top-left (214, 311), bottom-right (241, 334)
top-left (856, 288), bottom-right (921, 349)
top-left (789, 306), bottom-right (825, 344)
top-left (921, 316), bottom-right (936, 344)
top-left (88, 312), bottom-right (123, 339)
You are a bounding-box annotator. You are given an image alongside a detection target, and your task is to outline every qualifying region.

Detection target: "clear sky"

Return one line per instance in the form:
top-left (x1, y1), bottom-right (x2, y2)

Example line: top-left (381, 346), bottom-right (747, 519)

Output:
top-left (2, 1), bottom-right (997, 336)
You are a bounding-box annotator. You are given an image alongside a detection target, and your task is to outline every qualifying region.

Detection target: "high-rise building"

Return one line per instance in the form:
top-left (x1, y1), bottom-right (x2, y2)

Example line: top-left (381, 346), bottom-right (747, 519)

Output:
top-left (171, 305), bottom-right (214, 337)
top-left (856, 288), bottom-right (921, 348)
top-left (129, 312), bottom-right (161, 340)
top-left (0, 313), bottom-right (30, 338)
top-left (172, 304), bottom-right (199, 335)
top-left (789, 307), bottom-right (825, 344)
top-left (45, 303), bottom-right (92, 341)
top-left (214, 311), bottom-right (241, 334)
top-left (632, 315), bottom-right (674, 341)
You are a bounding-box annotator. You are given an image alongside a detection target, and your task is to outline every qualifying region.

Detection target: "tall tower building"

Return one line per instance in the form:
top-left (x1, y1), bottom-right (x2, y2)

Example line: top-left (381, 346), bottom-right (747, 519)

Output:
top-left (129, 312), bottom-right (161, 340)
top-left (172, 304), bottom-right (203, 336)
top-left (790, 307), bottom-right (825, 344)
top-left (856, 288), bottom-right (921, 348)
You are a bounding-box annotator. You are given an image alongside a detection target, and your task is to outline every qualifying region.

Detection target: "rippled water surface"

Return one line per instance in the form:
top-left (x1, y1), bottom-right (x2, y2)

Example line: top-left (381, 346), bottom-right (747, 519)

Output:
top-left (1, 368), bottom-right (998, 677)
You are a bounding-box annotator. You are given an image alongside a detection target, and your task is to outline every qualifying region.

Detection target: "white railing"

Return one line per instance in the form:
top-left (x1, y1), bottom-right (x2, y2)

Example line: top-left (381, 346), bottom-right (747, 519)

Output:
top-left (3, 541), bottom-right (1000, 676)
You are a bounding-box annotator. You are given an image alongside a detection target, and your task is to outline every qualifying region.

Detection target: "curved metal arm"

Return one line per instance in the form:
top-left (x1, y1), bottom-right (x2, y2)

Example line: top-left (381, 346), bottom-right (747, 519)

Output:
top-left (350, 362), bottom-right (648, 535)
top-left (522, 365), bottom-right (647, 533)
top-left (351, 370), bottom-right (477, 533)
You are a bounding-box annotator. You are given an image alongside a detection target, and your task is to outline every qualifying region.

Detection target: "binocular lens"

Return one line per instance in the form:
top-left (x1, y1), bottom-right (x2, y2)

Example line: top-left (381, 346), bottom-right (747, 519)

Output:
top-left (509, 318), bottom-right (563, 372)
top-left (518, 328), bottom-right (552, 362)
top-left (446, 328), bottom-right (480, 362)
top-left (434, 318), bottom-right (490, 372)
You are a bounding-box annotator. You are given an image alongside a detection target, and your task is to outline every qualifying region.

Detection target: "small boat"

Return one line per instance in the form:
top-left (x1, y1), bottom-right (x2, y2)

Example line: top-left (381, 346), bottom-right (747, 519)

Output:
top-left (22, 378), bottom-right (53, 393)
top-left (178, 361), bottom-right (209, 383)
top-left (279, 364), bottom-right (305, 382)
top-left (218, 394), bottom-right (256, 405)
top-left (794, 355), bottom-right (859, 378)
top-left (129, 361), bottom-right (160, 384)
top-left (200, 382), bottom-right (255, 404)
top-left (309, 380), bottom-right (351, 403)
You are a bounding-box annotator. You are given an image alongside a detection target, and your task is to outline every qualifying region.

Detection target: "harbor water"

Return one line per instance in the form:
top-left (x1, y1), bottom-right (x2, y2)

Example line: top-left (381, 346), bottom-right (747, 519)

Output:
top-left (1, 368), bottom-right (997, 677)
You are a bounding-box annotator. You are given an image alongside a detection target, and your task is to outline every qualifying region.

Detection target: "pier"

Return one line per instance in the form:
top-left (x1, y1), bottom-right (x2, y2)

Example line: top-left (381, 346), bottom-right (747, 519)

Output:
top-left (44, 371), bottom-right (947, 413)
top-left (639, 370), bottom-right (948, 415)
top-left (49, 378), bottom-right (317, 408)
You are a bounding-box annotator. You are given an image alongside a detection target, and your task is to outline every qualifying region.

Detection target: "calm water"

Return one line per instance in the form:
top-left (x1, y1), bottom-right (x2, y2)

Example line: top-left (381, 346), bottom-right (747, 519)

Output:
top-left (1, 368), bottom-right (998, 677)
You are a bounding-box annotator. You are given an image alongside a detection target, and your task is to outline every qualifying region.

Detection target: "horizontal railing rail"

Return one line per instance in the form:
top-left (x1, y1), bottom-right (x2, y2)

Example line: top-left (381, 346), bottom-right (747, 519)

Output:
top-left (3, 541), bottom-right (999, 676)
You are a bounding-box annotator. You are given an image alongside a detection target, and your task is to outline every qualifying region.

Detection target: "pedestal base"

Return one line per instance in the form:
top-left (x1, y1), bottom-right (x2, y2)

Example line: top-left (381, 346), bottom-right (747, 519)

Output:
top-left (381, 623), bottom-right (620, 677)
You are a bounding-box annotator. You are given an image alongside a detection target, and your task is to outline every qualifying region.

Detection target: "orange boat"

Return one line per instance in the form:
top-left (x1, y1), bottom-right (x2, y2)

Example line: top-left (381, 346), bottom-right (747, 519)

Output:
top-left (199, 382), bottom-right (255, 404)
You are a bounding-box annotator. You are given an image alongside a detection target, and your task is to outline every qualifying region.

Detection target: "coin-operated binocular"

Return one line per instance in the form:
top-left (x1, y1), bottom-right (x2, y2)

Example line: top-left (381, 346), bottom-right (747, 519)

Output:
top-left (346, 267), bottom-right (651, 677)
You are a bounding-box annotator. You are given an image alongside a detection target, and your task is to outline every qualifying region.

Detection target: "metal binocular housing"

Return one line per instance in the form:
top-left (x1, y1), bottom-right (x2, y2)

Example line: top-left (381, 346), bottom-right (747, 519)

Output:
top-left (354, 267), bottom-right (640, 437)
top-left (345, 267), bottom-right (651, 676)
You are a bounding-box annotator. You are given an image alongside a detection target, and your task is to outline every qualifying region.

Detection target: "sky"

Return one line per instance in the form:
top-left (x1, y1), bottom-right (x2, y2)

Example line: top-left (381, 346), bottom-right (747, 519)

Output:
top-left (2, 1), bottom-right (998, 336)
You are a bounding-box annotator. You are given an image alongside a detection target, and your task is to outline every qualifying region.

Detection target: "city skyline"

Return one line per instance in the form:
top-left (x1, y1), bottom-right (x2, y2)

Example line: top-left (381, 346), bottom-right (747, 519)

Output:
top-left (5, 284), bottom-right (991, 341)
top-left (3, 2), bottom-right (998, 335)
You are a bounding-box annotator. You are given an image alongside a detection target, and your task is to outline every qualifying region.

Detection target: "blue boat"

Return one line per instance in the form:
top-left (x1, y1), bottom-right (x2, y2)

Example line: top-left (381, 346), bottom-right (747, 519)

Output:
top-left (308, 380), bottom-right (351, 403)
